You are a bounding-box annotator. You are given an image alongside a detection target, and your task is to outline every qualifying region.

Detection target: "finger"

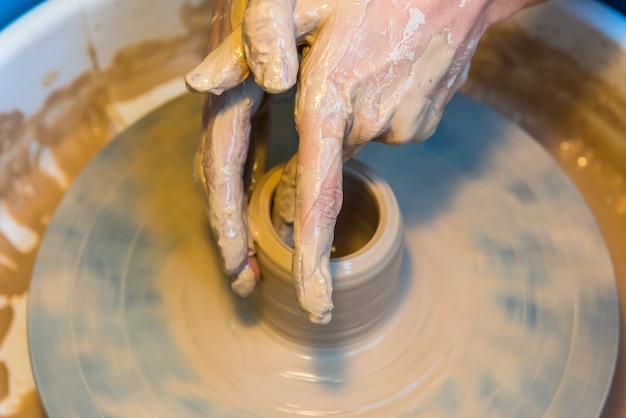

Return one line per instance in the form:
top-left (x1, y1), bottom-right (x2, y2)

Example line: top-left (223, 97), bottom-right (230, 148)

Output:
top-left (292, 77), bottom-right (348, 324)
top-left (293, 0), bottom-right (334, 42)
top-left (271, 154), bottom-right (297, 246)
top-left (185, 26), bottom-right (250, 95)
top-left (229, 200), bottom-right (262, 297)
top-left (242, 0), bottom-right (298, 93)
top-left (197, 79), bottom-right (265, 288)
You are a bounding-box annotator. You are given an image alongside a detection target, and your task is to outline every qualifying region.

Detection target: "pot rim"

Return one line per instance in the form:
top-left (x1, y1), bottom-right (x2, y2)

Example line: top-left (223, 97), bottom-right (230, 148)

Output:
top-left (248, 159), bottom-right (404, 290)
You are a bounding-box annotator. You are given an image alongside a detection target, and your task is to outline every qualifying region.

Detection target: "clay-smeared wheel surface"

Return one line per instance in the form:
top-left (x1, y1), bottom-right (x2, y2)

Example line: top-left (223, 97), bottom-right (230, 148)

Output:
top-left (28, 93), bottom-right (618, 417)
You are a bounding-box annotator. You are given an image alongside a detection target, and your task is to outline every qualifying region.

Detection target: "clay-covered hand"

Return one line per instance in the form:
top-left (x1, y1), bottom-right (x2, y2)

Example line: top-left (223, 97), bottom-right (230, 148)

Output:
top-left (186, 0), bottom-right (542, 323)
top-left (186, 0), bottom-right (268, 299)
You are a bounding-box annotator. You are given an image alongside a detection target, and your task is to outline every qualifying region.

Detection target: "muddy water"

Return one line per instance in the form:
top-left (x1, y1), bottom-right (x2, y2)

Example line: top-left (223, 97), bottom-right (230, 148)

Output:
top-left (0, 5), bottom-right (624, 417)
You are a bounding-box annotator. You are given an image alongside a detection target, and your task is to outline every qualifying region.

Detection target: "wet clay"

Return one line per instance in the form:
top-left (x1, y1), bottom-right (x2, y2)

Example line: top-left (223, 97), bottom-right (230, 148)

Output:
top-left (0, 1), bottom-right (212, 416)
top-left (186, 0), bottom-right (549, 324)
top-left (2, 391), bottom-right (45, 418)
top-left (0, 73), bottom-right (111, 299)
top-left (0, 305), bottom-right (12, 348)
top-left (1, 1), bottom-right (625, 416)
top-left (0, 0), bottom-right (211, 300)
top-left (248, 161), bottom-right (404, 345)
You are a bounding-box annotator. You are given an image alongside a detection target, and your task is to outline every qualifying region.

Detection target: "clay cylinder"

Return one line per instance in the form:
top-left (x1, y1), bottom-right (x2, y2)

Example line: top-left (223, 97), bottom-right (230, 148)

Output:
top-left (248, 159), bottom-right (404, 347)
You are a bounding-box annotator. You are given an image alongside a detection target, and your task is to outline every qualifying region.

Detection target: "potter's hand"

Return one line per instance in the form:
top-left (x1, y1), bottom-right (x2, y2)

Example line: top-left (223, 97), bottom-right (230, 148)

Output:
top-left (186, 0), bottom-right (269, 298)
top-left (193, 80), bottom-right (265, 298)
top-left (186, 0), bottom-right (541, 323)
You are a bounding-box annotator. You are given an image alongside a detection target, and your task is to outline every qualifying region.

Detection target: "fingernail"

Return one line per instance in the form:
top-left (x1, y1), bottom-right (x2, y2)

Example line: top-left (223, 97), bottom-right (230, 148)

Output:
top-left (185, 69), bottom-right (229, 95)
top-left (231, 260), bottom-right (260, 297)
top-left (184, 71), bottom-right (212, 93)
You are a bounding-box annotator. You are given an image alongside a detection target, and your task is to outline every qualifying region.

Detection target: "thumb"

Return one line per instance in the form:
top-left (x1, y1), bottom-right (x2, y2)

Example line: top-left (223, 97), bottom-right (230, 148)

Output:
top-left (185, 26), bottom-right (250, 95)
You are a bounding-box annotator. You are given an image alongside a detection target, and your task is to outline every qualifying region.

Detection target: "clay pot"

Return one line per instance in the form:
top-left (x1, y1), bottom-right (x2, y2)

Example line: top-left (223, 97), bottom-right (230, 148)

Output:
top-left (248, 159), bottom-right (404, 346)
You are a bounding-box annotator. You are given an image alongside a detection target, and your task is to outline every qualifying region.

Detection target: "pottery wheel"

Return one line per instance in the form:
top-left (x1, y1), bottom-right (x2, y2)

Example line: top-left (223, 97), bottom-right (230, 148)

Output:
top-left (28, 93), bottom-right (618, 417)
